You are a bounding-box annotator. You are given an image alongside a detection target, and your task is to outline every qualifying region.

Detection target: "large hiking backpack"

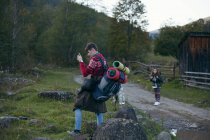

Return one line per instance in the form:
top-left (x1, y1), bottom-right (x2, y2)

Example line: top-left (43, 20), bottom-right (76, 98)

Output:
top-left (92, 74), bottom-right (121, 102)
top-left (92, 65), bottom-right (128, 102)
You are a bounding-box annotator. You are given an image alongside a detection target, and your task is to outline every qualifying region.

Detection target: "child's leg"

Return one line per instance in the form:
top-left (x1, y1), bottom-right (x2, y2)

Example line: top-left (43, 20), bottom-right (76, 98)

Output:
top-left (96, 113), bottom-right (103, 126)
top-left (155, 88), bottom-right (160, 102)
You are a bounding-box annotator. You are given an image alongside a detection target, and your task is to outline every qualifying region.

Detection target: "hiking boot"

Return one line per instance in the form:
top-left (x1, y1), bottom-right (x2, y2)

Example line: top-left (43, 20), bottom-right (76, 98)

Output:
top-left (67, 130), bottom-right (81, 137)
top-left (154, 101), bottom-right (160, 106)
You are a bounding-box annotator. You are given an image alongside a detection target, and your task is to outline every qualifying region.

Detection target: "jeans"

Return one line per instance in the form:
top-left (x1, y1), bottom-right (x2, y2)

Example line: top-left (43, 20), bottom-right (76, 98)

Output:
top-left (75, 109), bottom-right (103, 130)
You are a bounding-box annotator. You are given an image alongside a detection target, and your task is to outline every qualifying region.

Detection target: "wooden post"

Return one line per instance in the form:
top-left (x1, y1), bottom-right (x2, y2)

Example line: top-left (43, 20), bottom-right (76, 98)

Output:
top-left (173, 63), bottom-right (176, 79)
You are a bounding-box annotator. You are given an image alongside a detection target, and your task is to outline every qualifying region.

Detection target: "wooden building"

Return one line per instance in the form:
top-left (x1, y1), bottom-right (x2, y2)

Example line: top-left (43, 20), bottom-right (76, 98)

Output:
top-left (179, 32), bottom-right (210, 74)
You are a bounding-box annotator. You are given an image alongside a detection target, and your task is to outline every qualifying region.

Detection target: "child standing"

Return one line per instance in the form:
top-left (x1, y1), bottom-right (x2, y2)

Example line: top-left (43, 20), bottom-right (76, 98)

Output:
top-left (150, 68), bottom-right (163, 106)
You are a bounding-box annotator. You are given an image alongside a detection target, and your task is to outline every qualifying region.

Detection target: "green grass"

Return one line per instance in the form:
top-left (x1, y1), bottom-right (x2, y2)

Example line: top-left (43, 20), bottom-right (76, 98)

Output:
top-left (0, 67), bottom-right (165, 140)
top-left (161, 80), bottom-right (210, 108)
top-left (130, 73), bottom-right (210, 108)
top-left (144, 53), bottom-right (177, 65)
top-left (0, 68), bottom-right (80, 140)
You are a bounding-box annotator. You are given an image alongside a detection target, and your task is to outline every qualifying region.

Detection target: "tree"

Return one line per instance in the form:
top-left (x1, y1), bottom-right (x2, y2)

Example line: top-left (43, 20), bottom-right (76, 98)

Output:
top-left (11, 0), bottom-right (19, 71)
top-left (113, 0), bottom-right (147, 58)
top-left (0, 0), bottom-right (11, 70)
top-left (154, 18), bottom-right (210, 58)
top-left (113, 0), bottom-right (147, 28)
top-left (1, 0), bottom-right (151, 70)
top-left (154, 26), bottom-right (184, 58)
top-left (108, 18), bottom-right (127, 59)
top-left (204, 21), bottom-right (210, 32)
top-left (111, 0), bottom-right (148, 60)
top-left (183, 19), bottom-right (205, 32)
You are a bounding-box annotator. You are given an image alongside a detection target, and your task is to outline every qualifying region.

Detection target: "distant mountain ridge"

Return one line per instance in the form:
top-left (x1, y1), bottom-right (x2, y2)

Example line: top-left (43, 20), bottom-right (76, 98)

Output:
top-left (149, 29), bottom-right (160, 39)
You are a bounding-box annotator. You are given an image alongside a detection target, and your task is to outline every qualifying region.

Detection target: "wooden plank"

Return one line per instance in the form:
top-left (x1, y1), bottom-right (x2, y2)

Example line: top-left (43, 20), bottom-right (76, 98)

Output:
top-left (182, 79), bottom-right (210, 86)
top-left (185, 71), bottom-right (210, 75)
top-left (185, 83), bottom-right (210, 90)
top-left (181, 75), bottom-right (210, 80)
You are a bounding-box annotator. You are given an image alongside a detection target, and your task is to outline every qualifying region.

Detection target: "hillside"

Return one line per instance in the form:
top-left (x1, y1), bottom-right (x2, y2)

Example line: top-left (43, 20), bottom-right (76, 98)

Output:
top-left (0, 0), bottom-right (150, 71)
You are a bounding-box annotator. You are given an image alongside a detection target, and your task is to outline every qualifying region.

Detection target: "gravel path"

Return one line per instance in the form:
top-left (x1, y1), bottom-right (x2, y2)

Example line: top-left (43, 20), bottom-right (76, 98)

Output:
top-left (74, 75), bottom-right (210, 131)
top-left (122, 83), bottom-right (210, 131)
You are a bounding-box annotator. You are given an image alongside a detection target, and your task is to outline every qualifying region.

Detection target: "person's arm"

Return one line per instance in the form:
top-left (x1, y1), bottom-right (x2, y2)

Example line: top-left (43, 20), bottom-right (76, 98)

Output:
top-left (77, 53), bottom-right (89, 77)
top-left (157, 75), bottom-right (163, 83)
top-left (79, 59), bottom-right (97, 77)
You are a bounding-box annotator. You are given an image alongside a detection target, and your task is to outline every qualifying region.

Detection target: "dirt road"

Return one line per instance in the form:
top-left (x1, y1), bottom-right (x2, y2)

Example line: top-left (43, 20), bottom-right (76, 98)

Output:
top-left (74, 75), bottom-right (210, 139)
top-left (123, 83), bottom-right (210, 130)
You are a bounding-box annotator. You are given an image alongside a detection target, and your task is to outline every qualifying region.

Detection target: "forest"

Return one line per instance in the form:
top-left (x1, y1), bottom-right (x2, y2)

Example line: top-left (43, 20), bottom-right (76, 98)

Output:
top-left (1, 0), bottom-right (210, 72)
top-left (0, 0), bottom-right (151, 73)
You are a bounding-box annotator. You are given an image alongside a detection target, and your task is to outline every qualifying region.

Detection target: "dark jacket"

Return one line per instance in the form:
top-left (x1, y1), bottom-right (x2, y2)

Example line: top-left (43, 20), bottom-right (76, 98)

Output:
top-left (150, 75), bottom-right (163, 88)
top-left (73, 89), bottom-right (107, 113)
top-left (73, 53), bottom-right (107, 113)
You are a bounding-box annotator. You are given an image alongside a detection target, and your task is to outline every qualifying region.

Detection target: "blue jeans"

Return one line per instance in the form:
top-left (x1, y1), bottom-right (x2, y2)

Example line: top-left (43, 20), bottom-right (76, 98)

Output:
top-left (74, 109), bottom-right (103, 130)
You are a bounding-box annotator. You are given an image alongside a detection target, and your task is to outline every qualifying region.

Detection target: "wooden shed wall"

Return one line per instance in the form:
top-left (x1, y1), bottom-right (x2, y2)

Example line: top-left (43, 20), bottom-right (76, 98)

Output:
top-left (179, 34), bottom-right (210, 74)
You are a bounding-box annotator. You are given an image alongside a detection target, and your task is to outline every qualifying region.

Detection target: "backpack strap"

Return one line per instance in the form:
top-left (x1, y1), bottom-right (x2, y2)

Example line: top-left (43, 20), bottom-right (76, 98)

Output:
top-left (91, 54), bottom-right (108, 81)
top-left (95, 54), bottom-right (108, 74)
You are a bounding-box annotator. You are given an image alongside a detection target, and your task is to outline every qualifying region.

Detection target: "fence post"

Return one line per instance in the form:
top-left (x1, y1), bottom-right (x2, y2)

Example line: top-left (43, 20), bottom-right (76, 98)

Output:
top-left (173, 63), bottom-right (176, 79)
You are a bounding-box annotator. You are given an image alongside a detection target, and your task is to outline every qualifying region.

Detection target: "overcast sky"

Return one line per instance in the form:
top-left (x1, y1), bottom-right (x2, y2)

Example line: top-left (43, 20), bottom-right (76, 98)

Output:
top-left (76, 0), bottom-right (210, 31)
